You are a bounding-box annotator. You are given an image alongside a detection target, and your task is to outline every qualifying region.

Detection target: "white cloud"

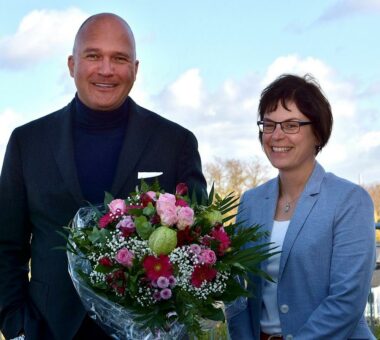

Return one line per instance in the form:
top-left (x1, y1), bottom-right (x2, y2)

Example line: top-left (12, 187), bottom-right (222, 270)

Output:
top-left (168, 68), bottom-right (203, 109)
top-left (145, 55), bottom-right (379, 184)
top-left (318, 0), bottom-right (380, 22)
top-left (261, 54), bottom-right (333, 88)
top-left (359, 131), bottom-right (380, 149)
top-left (0, 8), bottom-right (87, 69)
top-left (2, 51), bottom-right (378, 185)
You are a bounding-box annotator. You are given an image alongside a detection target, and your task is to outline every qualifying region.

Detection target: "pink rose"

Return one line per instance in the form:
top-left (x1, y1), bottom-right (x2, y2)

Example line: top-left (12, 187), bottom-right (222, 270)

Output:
top-left (177, 206), bottom-right (194, 230)
top-left (189, 243), bottom-right (202, 255)
top-left (199, 249), bottom-right (217, 265)
top-left (146, 191), bottom-right (156, 200)
top-left (108, 199), bottom-right (127, 214)
top-left (156, 193), bottom-right (176, 215)
top-left (116, 216), bottom-right (136, 237)
top-left (160, 205), bottom-right (178, 226)
top-left (115, 248), bottom-right (134, 268)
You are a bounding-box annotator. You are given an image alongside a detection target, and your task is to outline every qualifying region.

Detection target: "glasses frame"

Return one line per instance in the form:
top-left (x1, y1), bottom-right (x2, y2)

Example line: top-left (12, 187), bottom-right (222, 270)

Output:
top-left (257, 120), bottom-right (313, 134)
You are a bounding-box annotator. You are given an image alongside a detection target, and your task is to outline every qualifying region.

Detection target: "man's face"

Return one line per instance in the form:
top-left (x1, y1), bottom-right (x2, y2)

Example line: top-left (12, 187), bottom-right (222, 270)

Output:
top-left (68, 16), bottom-right (139, 111)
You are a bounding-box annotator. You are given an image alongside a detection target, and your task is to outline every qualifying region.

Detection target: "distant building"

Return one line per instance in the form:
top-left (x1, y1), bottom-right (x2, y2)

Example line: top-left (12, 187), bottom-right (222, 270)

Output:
top-left (366, 286), bottom-right (380, 319)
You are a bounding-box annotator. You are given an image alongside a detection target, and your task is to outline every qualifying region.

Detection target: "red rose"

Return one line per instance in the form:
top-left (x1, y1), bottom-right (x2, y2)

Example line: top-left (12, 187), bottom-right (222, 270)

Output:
top-left (140, 192), bottom-right (154, 207)
top-left (98, 257), bottom-right (113, 267)
top-left (175, 183), bottom-right (188, 196)
top-left (175, 198), bottom-right (188, 207)
top-left (177, 226), bottom-right (200, 246)
top-left (150, 213), bottom-right (161, 225)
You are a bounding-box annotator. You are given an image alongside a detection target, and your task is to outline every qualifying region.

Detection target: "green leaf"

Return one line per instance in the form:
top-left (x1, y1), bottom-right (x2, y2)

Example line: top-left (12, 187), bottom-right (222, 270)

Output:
top-left (208, 183), bottom-right (215, 205)
top-left (94, 264), bottom-right (115, 274)
top-left (140, 179), bottom-right (149, 193)
top-left (151, 178), bottom-right (161, 192)
top-left (134, 216), bottom-right (153, 240)
top-left (191, 189), bottom-right (198, 206)
top-left (103, 192), bottom-right (114, 206)
top-left (143, 202), bottom-right (155, 217)
top-left (88, 227), bottom-right (110, 244)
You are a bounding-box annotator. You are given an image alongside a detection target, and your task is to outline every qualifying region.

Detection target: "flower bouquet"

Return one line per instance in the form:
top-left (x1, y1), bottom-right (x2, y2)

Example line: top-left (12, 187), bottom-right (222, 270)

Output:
top-left (64, 181), bottom-right (274, 339)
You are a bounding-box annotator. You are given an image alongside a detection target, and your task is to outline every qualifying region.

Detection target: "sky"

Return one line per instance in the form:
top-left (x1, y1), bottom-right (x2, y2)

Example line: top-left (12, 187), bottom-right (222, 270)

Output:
top-left (0, 0), bottom-right (379, 185)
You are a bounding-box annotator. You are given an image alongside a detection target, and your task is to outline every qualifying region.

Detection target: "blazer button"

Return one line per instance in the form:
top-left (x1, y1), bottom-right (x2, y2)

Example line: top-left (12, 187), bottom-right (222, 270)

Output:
top-left (280, 304), bottom-right (289, 313)
top-left (285, 335), bottom-right (293, 340)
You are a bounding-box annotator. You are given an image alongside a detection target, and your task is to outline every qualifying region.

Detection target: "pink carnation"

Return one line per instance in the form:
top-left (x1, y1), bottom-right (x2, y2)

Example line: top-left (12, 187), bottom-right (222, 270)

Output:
top-left (108, 199), bottom-right (127, 214)
top-left (177, 206), bottom-right (194, 230)
top-left (115, 248), bottom-right (134, 268)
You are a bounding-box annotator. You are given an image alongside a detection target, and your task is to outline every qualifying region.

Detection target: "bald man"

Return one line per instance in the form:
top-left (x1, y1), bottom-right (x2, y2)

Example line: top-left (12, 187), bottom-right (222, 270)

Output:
top-left (0, 13), bottom-right (206, 340)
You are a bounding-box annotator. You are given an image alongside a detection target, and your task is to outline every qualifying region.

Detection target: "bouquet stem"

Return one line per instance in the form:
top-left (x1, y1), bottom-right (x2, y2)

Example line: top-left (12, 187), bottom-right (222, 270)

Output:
top-left (188, 321), bottom-right (229, 340)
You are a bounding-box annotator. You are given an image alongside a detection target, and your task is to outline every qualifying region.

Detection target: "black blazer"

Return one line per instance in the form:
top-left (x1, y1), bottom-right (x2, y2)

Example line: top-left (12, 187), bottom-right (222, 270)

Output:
top-left (0, 97), bottom-right (206, 339)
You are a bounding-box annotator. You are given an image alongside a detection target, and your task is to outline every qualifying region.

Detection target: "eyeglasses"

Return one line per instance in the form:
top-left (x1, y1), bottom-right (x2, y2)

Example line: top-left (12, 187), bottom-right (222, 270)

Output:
top-left (257, 120), bottom-right (313, 134)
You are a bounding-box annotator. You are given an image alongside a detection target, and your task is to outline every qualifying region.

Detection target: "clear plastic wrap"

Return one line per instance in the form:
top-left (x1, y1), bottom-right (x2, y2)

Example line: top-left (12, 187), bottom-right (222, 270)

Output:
top-left (67, 207), bottom-right (248, 339)
top-left (68, 207), bottom-right (186, 339)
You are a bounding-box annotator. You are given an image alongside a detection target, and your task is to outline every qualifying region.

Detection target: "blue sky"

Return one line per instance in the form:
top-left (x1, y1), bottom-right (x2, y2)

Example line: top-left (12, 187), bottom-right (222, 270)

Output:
top-left (1, 0), bottom-right (379, 184)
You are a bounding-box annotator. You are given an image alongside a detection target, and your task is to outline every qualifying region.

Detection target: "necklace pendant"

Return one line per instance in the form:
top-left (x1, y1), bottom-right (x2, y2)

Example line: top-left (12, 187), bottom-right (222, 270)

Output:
top-left (284, 202), bottom-right (290, 213)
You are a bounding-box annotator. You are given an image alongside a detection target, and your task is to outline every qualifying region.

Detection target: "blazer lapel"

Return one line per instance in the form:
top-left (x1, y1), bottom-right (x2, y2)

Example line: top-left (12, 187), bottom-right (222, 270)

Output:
top-left (261, 179), bottom-right (279, 239)
top-left (111, 98), bottom-right (156, 197)
top-left (278, 162), bottom-right (325, 280)
top-left (48, 101), bottom-right (84, 206)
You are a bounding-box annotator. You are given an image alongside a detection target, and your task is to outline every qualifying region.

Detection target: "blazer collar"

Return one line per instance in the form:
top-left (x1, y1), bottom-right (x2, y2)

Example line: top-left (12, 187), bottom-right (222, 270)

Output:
top-left (49, 100), bottom-right (85, 206)
top-left (110, 97), bottom-right (156, 197)
top-left (48, 97), bottom-right (157, 205)
top-left (278, 161), bottom-right (326, 280)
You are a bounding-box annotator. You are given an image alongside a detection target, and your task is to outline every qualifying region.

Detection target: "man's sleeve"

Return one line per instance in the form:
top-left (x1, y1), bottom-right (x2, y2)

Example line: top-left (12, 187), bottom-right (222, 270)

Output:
top-left (0, 130), bottom-right (31, 338)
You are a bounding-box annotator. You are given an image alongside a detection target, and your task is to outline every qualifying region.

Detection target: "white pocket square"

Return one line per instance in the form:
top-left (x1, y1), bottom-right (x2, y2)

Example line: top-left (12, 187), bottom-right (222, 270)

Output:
top-left (138, 172), bottom-right (163, 179)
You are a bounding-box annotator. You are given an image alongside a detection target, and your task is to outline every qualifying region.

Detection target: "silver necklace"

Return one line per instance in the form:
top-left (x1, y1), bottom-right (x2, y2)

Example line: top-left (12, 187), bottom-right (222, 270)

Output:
top-left (284, 202), bottom-right (291, 213)
top-left (283, 195), bottom-right (300, 213)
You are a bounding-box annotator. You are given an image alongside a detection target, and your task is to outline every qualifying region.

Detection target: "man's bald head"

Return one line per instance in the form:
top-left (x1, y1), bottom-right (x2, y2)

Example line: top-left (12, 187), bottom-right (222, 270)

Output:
top-left (72, 13), bottom-right (136, 59)
top-left (68, 13), bottom-right (139, 111)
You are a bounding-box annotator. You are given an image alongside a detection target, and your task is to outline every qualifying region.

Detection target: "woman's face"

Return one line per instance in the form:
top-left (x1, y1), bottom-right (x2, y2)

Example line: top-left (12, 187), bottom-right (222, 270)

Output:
top-left (262, 100), bottom-right (318, 173)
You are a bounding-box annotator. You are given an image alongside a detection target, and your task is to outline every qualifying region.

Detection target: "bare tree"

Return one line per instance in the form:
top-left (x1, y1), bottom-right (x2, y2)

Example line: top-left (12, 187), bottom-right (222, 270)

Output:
top-left (366, 183), bottom-right (380, 222)
top-left (204, 157), bottom-right (270, 222)
top-left (204, 157), bottom-right (270, 198)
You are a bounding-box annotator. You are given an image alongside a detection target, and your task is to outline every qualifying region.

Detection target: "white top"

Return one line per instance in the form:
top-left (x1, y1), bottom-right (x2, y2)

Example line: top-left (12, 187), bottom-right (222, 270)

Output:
top-left (260, 220), bottom-right (290, 334)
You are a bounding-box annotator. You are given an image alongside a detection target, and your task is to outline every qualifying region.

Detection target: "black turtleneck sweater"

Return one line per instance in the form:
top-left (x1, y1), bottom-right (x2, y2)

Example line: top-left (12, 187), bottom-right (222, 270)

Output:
top-left (73, 96), bottom-right (129, 204)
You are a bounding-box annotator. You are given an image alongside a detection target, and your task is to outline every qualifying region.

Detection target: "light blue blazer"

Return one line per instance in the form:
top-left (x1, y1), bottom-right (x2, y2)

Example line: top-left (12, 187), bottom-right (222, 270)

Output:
top-left (229, 162), bottom-right (376, 340)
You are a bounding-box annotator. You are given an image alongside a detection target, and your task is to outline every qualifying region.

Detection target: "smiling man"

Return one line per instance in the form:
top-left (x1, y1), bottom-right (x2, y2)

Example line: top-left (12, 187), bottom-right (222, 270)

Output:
top-left (0, 13), bottom-right (206, 340)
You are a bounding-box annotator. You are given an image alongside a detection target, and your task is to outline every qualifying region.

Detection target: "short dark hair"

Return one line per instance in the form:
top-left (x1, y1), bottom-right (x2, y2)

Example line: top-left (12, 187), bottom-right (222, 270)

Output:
top-left (258, 74), bottom-right (333, 154)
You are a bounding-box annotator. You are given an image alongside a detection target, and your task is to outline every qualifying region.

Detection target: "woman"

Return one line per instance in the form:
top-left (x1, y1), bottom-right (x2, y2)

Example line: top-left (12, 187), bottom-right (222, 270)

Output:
top-left (229, 74), bottom-right (375, 340)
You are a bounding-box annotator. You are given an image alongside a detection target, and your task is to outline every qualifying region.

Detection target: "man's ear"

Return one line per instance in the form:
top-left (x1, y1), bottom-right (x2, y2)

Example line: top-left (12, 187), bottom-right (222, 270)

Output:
top-left (68, 55), bottom-right (75, 77)
top-left (134, 59), bottom-right (139, 81)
